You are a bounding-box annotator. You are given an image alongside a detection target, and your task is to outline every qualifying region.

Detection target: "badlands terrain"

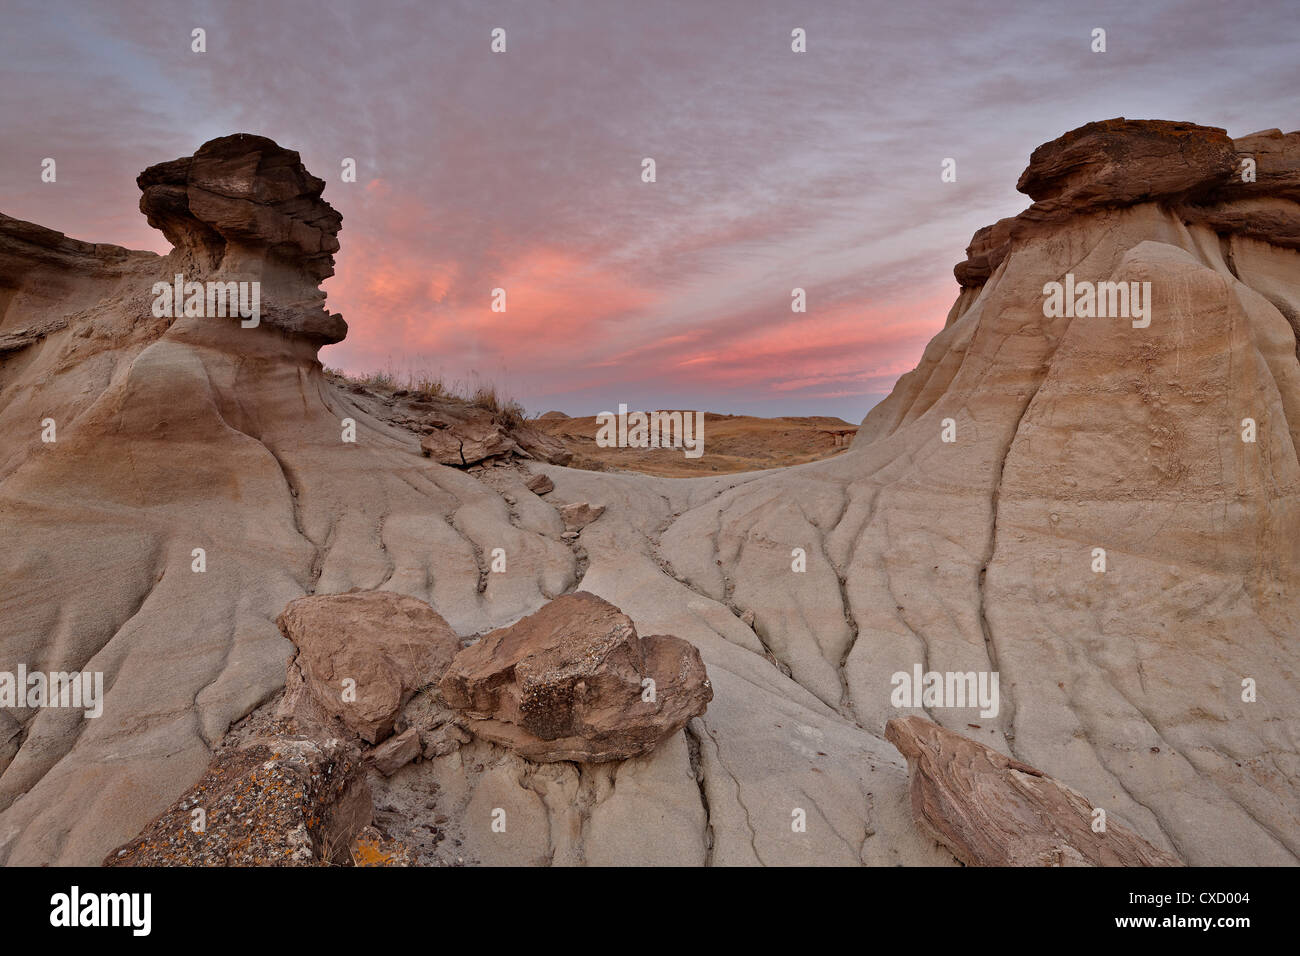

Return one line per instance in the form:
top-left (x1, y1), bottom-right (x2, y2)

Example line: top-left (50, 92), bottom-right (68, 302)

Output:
top-left (0, 120), bottom-right (1297, 866)
top-left (323, 371), bottom-right (861, 477)
top-left (530, 410), bottom-right (858, 476)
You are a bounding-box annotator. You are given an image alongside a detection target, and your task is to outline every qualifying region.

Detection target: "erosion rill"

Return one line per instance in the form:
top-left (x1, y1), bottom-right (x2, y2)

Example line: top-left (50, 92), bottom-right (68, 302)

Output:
top-left (1, 120), bottom-right (1296, 866)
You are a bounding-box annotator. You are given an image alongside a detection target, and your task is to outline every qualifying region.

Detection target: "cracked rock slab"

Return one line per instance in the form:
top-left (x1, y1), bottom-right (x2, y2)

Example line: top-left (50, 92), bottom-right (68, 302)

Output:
top-left (420, 410), bottom-right (519, 466)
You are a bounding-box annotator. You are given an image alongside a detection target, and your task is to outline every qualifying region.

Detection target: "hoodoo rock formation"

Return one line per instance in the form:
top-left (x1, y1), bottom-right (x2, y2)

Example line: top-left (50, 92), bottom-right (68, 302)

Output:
top-left (137, 133), bottom-right (346, 343)
top-left (1, 120), bottom-right (1297, 866)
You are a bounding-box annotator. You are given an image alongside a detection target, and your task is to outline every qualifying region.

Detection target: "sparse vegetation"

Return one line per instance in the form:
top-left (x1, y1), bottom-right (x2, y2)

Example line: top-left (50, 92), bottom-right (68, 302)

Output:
top-left (470, 384), bottom-right (527, 428)
top-left (325, 362), bottom-right (528, 424)
top-left (408, 374), bottom-right (447, 401)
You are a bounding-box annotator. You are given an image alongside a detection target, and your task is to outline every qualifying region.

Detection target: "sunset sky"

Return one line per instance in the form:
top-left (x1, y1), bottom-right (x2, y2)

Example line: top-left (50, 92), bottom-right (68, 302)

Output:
top-left (2, 0), bottom-right (1295, 419)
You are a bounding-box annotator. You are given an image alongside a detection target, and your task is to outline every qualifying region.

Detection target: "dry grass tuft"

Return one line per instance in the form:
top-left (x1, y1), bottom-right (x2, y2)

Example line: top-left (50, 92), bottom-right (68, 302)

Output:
top-left (329, 361), bottom-right (527, 425)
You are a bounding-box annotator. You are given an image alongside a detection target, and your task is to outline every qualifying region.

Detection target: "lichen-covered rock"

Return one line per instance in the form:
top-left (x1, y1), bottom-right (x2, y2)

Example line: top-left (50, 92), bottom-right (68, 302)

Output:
top-left (439, 592), bottom-right (712, 762)
top-left (350, 825), bottom-right (412, 866)
top-left (104, 736), bottom-right (371, 867)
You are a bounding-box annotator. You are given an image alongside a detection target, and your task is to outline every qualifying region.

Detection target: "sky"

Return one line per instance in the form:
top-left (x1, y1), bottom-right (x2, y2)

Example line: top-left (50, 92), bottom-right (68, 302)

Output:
top-left (1, 1), bottom-right (1296, 420)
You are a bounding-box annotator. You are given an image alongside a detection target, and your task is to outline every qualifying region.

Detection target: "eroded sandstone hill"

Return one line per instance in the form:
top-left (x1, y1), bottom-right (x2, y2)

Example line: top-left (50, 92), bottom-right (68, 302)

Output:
top-left (0, 121), bottom-right (1296, 866)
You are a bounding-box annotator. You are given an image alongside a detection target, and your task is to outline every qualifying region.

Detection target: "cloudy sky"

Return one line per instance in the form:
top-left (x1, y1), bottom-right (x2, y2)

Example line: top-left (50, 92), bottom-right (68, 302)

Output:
top-left (2, 0), bottom-right (1295, 419)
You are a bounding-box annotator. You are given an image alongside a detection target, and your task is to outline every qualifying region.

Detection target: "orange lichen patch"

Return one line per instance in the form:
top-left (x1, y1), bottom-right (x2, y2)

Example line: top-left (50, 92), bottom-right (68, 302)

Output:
top-left (103, 736), bottom-right (370, 867)
top-left (349, 826), bottom-right (411, 867)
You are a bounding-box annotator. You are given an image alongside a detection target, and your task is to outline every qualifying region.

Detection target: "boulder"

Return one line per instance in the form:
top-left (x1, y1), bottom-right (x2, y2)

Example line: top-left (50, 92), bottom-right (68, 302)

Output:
top-left (439, 592), bottom-right (712, 762)
top-left (276, 590), bottom-right (462, 744)
top-left (885, 717), bottom-right (1182, 867)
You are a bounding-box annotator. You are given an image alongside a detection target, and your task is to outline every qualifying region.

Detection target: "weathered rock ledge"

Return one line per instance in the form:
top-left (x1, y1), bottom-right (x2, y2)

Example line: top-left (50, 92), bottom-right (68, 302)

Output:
top-left (955, 119), bottom-right (1300, 287)
top-left (886, 717), bottom-right (1182, 867)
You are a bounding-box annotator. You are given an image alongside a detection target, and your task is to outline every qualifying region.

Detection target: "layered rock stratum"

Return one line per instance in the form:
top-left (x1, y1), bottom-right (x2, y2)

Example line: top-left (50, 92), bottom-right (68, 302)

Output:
top-left (1, 120), bottom-right (1297, 866)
